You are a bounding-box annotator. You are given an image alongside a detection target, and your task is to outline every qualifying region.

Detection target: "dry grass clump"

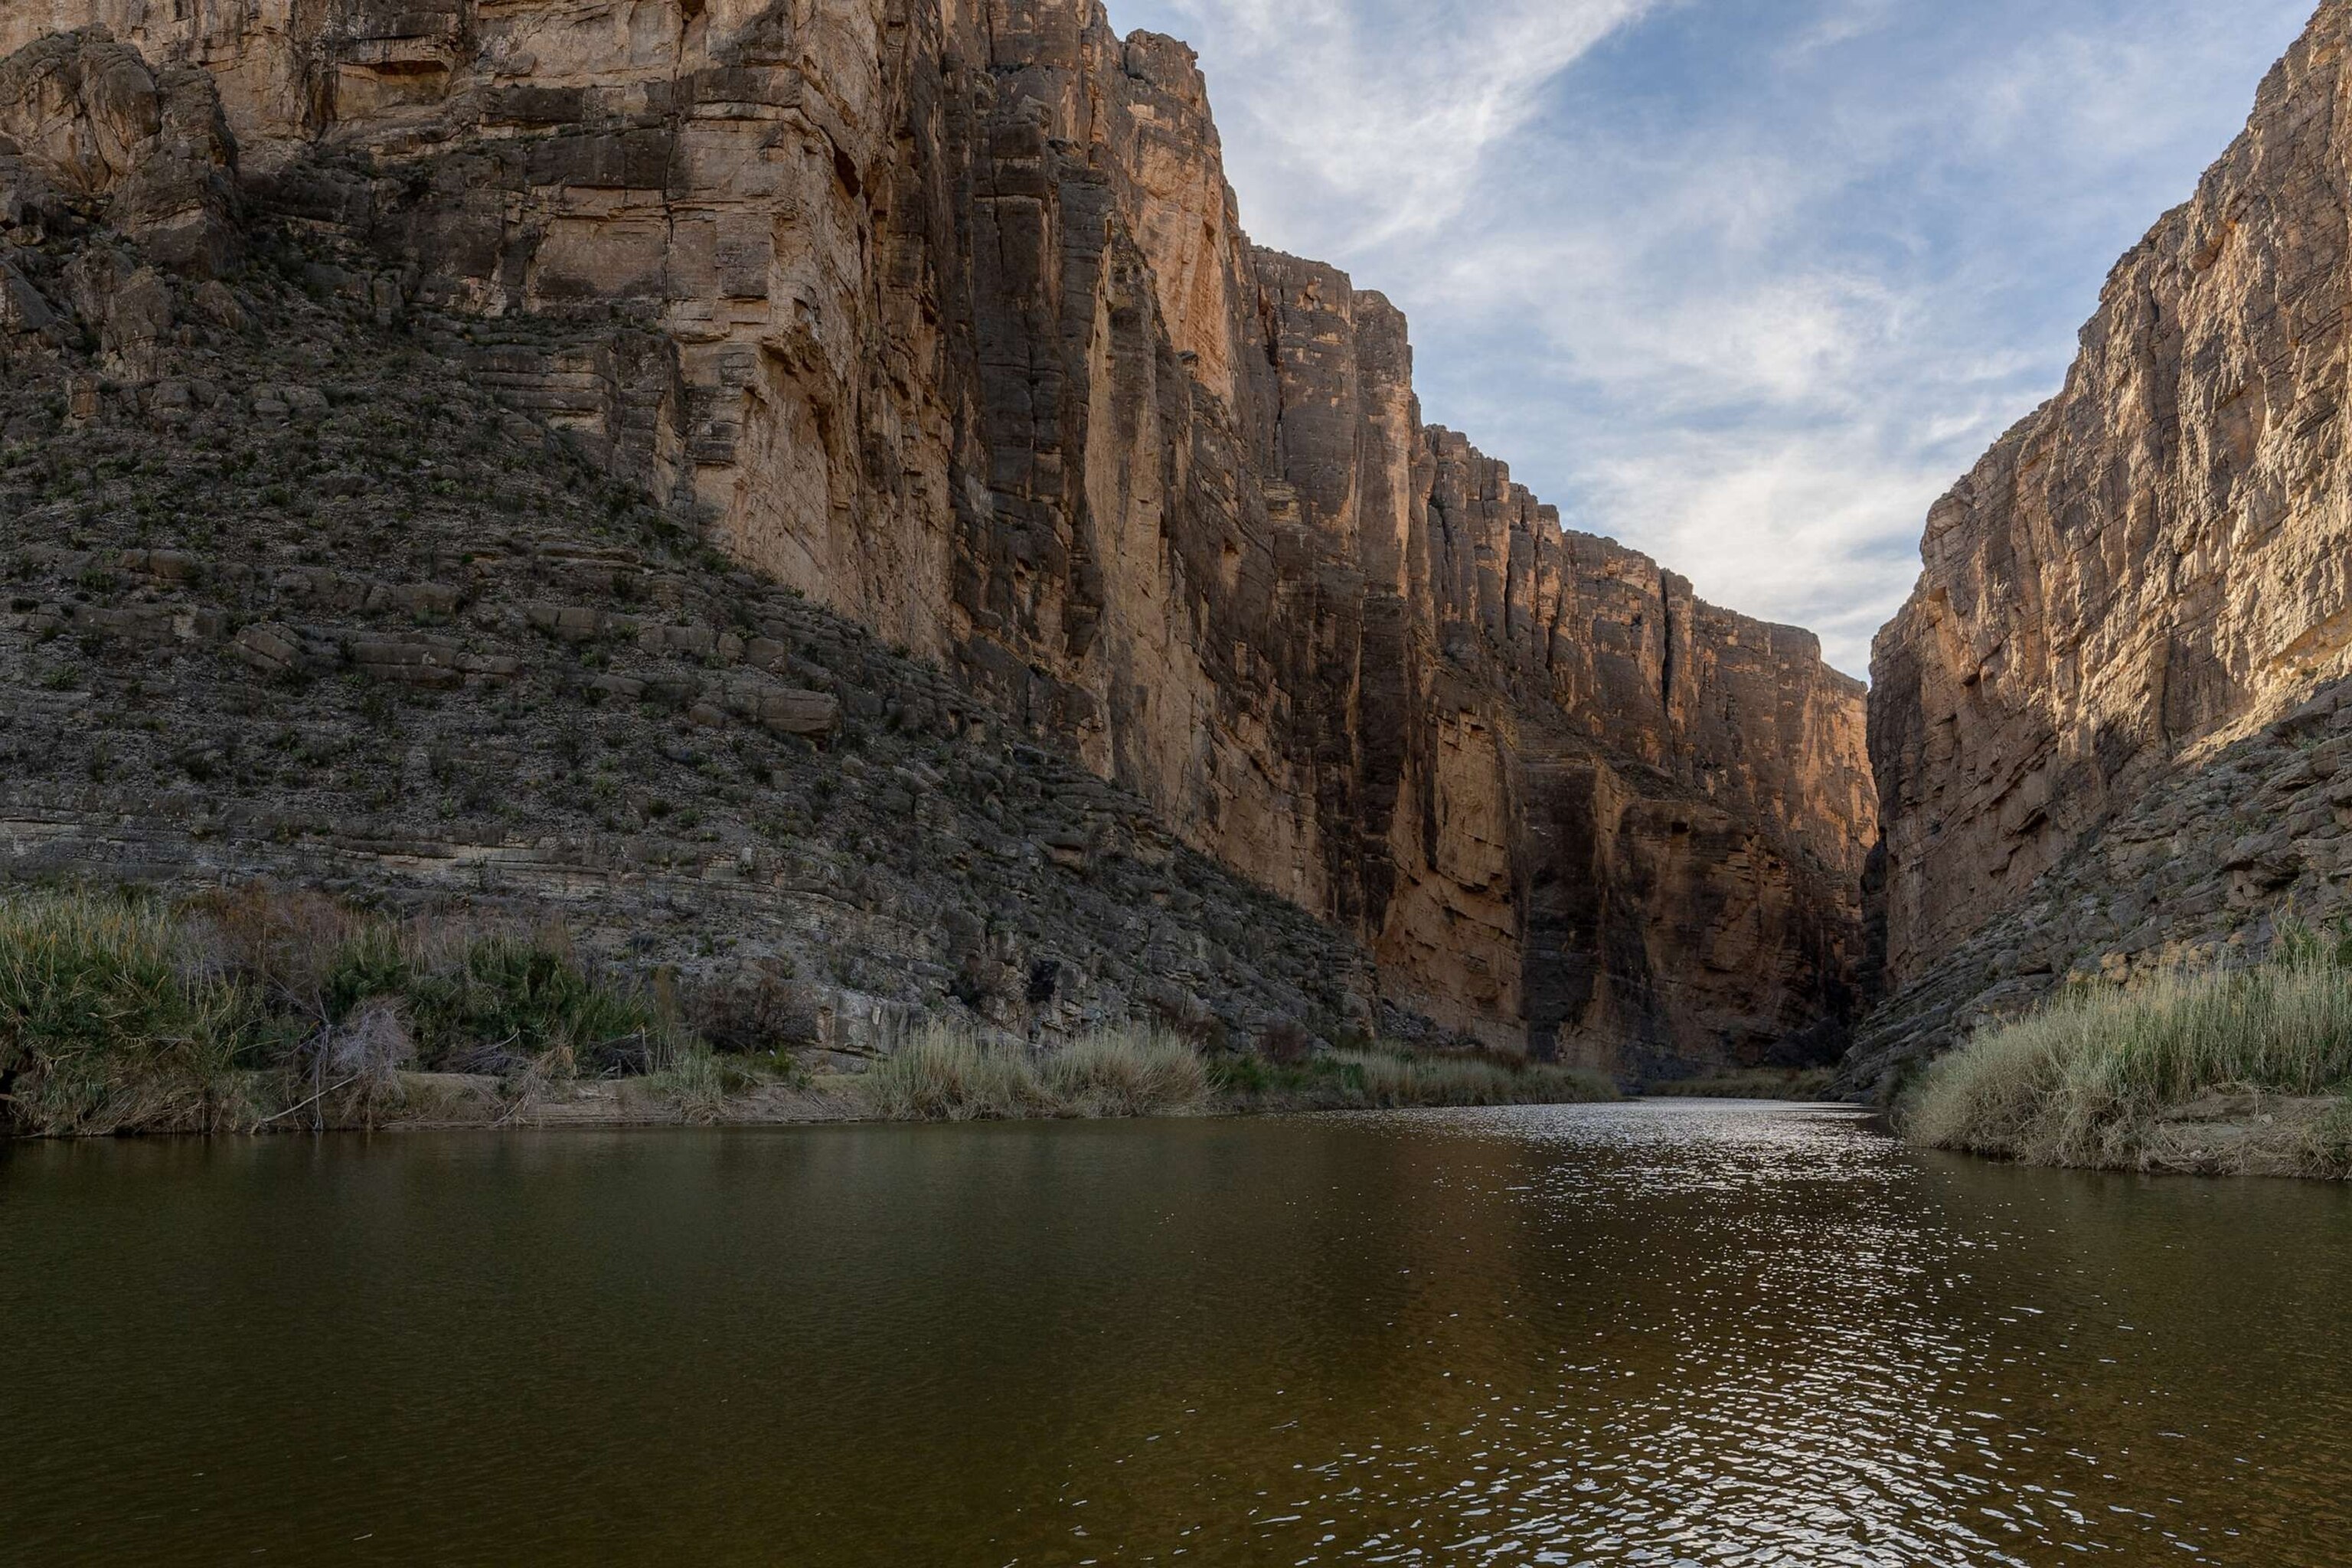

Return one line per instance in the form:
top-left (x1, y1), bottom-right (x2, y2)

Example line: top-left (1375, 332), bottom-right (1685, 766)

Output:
top-left (1903, 956), bottom-right (2352, 1171)
top-left (642, 1044), bottom-right (768, 1125)
top-left (859, 1024), bottom-right (1210, 1122)
top-left (859, 1027), bottom-right (1049, 1121)
top-left (1044, 1024), bottom-right (1213, 1117)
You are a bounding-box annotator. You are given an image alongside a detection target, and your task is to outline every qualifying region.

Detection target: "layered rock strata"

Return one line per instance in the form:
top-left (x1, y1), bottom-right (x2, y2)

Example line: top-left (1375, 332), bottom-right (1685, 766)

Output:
top-left (2, 4), bottom-right (1873, 1074)
top-left (1858, 0), bottom-right (2352, 1087)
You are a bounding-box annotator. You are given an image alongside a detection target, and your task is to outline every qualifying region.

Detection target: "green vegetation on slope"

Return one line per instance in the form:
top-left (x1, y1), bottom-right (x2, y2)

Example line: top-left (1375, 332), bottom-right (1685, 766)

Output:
top-left (1903, 943), bottom-right (2352, 1178)
top-left (2, 214), bottom-right (1388, 1075)
top-left (0, 887), bottom-right (712, 1135)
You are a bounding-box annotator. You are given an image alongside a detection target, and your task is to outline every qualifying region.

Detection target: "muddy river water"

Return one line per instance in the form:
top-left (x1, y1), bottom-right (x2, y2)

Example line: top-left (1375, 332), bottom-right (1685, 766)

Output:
top-left (5, 1100), bottom-right (2347, 1564)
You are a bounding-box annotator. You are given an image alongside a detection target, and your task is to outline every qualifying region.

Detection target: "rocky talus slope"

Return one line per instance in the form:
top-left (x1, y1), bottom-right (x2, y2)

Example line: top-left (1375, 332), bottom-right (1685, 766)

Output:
top-left (2, 6), bottom-right (1873, 1075)
top-left (1854, 1), bottom-right (2352, 1092)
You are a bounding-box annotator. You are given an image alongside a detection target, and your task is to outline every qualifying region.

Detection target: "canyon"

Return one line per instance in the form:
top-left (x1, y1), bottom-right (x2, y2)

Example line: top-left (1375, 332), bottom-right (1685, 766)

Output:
top-left (0, 1), bottom-right (1874, 1077)
top-left (1854, 0), bottom-right (2352, 1090)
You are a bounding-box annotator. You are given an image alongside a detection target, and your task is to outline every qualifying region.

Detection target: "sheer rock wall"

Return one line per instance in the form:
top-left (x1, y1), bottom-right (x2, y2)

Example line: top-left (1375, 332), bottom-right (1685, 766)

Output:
top-left (2, 1), bottom-right (1873, 1073)
top-left (1858, 2), bottom-right (2352, 1084)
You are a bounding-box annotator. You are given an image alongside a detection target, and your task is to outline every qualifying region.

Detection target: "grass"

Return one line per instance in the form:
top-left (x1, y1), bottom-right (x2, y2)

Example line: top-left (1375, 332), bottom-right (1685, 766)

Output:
top-left (1209, 1045), bottom-right (1617, 1114)
top-left (2, 887), bottom-right (1616, 1137)
top-left (1048, 1026), bottom-right (1214, 1116)
top-left (0, 887), bottom-right (701, 1135)
top-left (1903, 953), bottom-right (2352, 1176)
top-left (1647, 1067), bottom-right (1841, 1101)
top-left (858, 1024), bottom-right (1212, 1122)
top-left (642, 1045), bottom-right (768, 1125)
top-left (0, 893), bottom-right (260, 1135)
top-left (858, 1029), bottom-right (1615, 1122)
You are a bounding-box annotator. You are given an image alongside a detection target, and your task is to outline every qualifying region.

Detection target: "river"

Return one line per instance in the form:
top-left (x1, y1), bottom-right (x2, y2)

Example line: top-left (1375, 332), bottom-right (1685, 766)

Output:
top-left (4, 1101), bottom-right (2347, 1564)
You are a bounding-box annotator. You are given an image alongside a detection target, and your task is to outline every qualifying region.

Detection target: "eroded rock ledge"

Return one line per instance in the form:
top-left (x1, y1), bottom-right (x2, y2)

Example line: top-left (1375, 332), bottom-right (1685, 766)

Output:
top-left (0, 2), bottom-right (1873, 1075)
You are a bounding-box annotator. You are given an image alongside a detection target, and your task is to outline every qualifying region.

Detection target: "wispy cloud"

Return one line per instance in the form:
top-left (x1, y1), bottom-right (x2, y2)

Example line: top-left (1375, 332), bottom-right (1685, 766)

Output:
top-left (1132, 0), bottom-right (1654, 248)
top-left (1107, 0), bottom-right (2316, 676)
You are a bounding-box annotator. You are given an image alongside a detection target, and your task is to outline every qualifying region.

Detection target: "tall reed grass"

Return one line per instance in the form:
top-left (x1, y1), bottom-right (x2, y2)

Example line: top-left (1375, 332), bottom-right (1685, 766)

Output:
top-left (858, 1024), bottom-right (1211, 1121)
top-left (1903, 956), bottom-right (2352, 1171)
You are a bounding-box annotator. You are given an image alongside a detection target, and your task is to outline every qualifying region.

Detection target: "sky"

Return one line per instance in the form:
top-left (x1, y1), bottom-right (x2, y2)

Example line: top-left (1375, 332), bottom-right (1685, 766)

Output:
top-left (1101, 0), bottom-right (2318, 678)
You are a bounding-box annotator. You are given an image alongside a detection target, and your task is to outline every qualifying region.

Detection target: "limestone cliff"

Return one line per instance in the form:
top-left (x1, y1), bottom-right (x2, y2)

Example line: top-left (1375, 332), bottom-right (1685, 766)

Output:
top-left (1, 2), bottom-right (1873, 1074)
top-left (1857, 0), bottom-right (2352, 1088)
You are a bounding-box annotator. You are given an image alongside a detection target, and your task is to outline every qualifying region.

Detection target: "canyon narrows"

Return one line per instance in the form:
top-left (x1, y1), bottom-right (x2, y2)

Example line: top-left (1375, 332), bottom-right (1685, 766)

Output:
top-left (0, 1), bottom-right (1875, 1076)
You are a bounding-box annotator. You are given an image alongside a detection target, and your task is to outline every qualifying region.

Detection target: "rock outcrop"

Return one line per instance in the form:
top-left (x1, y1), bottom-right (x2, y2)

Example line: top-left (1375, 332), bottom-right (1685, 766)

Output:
top-left (1857, 0), bottom-right (2352, 1089)
top-left (1, 2), bottom-right (1873, 1075)
top-left (0, 26), bottom-right (239, 275)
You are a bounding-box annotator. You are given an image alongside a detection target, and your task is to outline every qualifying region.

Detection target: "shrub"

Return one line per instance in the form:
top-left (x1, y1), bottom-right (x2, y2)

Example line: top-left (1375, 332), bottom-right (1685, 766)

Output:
top-left (403, 936), bottom-right (658, 1074)
top-left (646, 1044), bottom-right (762, 1125)
top-left (1257, 1019), bottom-right (1312, 1065)
top-left (0, 887), bottom-right (677, 1135)
top-left (686, 960), bottom-right (820, 1055)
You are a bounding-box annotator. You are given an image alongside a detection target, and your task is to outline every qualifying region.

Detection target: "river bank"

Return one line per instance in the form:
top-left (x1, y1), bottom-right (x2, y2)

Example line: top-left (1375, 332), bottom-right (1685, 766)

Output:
top-left (1, 1053), bottom-right (1621, 1138)
top-left (1901, 949), bottom-right (2352, 1179)
top-left (1645, 1067), bottom-right (1840, 1101)
top-left (0, 888), bottom-right (1615, 1138)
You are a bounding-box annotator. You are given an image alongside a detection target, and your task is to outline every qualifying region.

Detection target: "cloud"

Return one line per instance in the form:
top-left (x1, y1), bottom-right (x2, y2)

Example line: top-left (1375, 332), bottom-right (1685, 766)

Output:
top-left (1122, 0), bottom-right (1654, 251)
top-left (1106, 0), bottom-right (2318, 677)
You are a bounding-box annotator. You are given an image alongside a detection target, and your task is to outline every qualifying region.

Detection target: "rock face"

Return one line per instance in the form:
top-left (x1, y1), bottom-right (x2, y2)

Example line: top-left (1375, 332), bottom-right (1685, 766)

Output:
top-left (0, 27), bottom-right (239, 275)
top-left (1, 2), bottom-right (1873, 1074)
top-left (1857, 1), bottom-right (2352, 1087)
top-left (0, 256), bottom-right (1387, 1058)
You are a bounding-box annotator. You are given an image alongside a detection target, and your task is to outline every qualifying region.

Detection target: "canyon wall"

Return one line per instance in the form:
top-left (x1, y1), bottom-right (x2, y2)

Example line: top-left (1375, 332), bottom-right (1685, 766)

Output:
top-left (1, 0), bottom-right (1873, 1075)
top-left (1857, 0), bottom-right (2352, 1086)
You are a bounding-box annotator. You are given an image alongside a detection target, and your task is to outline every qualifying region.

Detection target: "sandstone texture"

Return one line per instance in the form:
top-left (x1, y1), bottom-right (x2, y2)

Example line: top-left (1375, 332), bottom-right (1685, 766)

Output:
top-left (1857, 1), bottom-right (2352, 1090)
top-left (1, 3), bottom-right (1873, 1076)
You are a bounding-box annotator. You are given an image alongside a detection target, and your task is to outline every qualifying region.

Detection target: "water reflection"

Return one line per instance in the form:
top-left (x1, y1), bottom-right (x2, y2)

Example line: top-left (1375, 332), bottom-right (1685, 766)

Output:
top-left (2, 1102), bottom-right (2347, 1564)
